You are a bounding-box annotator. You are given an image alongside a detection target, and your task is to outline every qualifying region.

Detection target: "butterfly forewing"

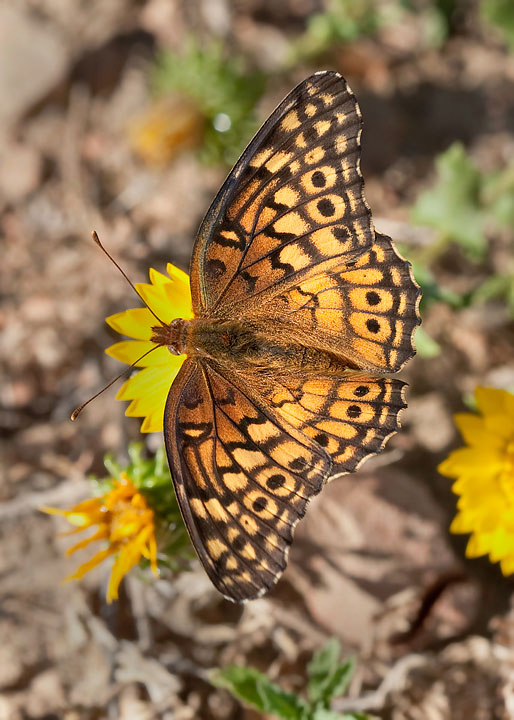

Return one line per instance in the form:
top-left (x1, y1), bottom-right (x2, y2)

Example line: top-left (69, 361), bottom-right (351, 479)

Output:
top-left (192, 71), bottom-right (374, 314)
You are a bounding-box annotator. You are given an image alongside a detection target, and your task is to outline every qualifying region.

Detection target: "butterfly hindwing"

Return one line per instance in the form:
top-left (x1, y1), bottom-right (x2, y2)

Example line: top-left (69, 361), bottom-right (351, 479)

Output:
top-left (192, 71), bottom-right (373, 314)
top-left (164, 358), bottom-right (331, 601)
top-left (263, 372), bottom-right (407, 478)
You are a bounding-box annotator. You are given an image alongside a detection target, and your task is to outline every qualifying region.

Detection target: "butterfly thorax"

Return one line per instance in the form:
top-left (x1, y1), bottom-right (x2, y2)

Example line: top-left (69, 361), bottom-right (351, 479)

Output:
top-left (152, 317), bottom-right (349, 374)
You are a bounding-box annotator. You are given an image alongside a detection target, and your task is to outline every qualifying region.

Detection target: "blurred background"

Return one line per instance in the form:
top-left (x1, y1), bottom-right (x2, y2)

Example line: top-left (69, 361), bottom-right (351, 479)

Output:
top-left (1, 0), bottom-right (514, 717)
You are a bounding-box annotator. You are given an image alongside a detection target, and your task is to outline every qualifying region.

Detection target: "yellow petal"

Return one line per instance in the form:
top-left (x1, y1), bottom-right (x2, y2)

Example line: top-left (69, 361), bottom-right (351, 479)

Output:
top-left (140, 411), bottom-right (165, 433)
top-left (106, 341), bottom-right (174, 368)
top-left (453, 413), bottom-right (500, 449)
top-left (116, 364), bottom-right (182, 402)
top-left (107, 543), bottom-right (143, 603)
top-left (134, 283), bottom-right (177, 324)
top-left (106, 308), bottom-right (155, 340)
top-left (450, 511), bottom-right (476, 534)
top-left (500, 554), bottom-right (514, 575)
top-left (164, 283), bottom-right (193, 319)
top-left (475, 387), bottom-right (509, 417)
top-left (138, 266), bottom-right (192, 318)
top-left (487, 527), bottom-right (511, 562)
top-left (484, 413), bottom-right (514, 441)
top-left (147, 534), bottom-right (158, 575)
top-left (438, 447), bottom-right (503, 478)
top-left (125, 391), bottom-right (165, 418)
top-left (166, 262), bottom-right (190, 287)
top-left (67, 527), bottom-right (110, 555)
top-left (40, 500), bottom-right (105, 527)
top-left (454, 482), bottom-right (504, 511)
top-left (504, 389), bottom-right (514, 417)
top-left (65, 546), bottom-right (117, 582)
top-left (466, 532), bottom-right (492, 558)
top-left (106, 340), bottom-right (156, 366)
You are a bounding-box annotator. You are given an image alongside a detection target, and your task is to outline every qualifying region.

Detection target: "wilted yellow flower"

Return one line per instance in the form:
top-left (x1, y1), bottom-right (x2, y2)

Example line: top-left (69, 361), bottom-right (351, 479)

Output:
top-left (128, 95), bottom-right (204, 166)
top-left (439, 386), bottom-right (514, 575)
top-left (106, 264), bottom-right (193, 432)
top-left (42, 473), bottom-right (158, 602)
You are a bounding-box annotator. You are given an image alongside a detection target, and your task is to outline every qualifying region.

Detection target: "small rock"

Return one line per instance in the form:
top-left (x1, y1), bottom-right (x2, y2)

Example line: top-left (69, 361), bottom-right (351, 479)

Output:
top-left (0, 139), bottom-right (42, 204)
top-left (0, 6), bottom-right (67, 126)
top-left (294, 556), bottom-right (381, 645)
top-left (408, 392), bottom-right (455, 452)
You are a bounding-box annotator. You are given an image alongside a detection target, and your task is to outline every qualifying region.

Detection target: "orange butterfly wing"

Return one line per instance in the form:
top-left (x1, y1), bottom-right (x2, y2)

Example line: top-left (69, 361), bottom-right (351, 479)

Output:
top-left (164, 359), bottom-right (331, 601)
top-left (191, 71), bottom-right (373, 314)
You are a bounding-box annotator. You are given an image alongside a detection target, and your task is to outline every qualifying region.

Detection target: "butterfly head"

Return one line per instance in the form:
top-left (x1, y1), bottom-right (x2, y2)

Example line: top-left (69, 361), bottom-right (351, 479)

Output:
top-left (151, 318), bottom-right (190, 355)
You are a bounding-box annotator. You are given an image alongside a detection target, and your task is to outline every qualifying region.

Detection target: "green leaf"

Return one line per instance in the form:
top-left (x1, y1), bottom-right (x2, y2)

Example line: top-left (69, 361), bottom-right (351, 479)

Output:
top-left (321, 659), bottom-right (356, 703)
top-left (472, 273), bottom-right (514, 317)
top-left (411, 143), bottom-right (487, 261)
top-left (413, 326), bottom-right (441, 358)
top-left (308, 639), bottom-right (341, 705)
top-left (212, 666), bottom-right (308, 719)
top-left (308, 640), bottom-right (355, 707)
top-left (257, 678), bottom-right (309, 719)
top-left (482, 165), bottom-right (514, 228)
top-left (290, 0), bottom-right (383, 60)
top-left (211, 666), bottom-right (264, 712)
top-left (481, 0), bottom-right (514, 51)
top-left (312, 709), bottom-right (370, 720)
top-left (410, 261), bottom-right (464, 312)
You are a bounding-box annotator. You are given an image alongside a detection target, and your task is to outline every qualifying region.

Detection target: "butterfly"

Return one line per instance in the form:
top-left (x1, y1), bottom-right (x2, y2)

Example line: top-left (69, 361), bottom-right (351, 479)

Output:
top-left (152, 71), bottom-right (421, 602)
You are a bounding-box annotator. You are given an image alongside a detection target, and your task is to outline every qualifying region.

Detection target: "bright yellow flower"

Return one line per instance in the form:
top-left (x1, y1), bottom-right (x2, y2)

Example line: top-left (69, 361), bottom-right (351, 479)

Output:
top-left (106, 264), bottom-right (193, 432)
top-left (41, 473), bottom-right (158, 602)
top-left (439, 386), bottom-right (514, 575)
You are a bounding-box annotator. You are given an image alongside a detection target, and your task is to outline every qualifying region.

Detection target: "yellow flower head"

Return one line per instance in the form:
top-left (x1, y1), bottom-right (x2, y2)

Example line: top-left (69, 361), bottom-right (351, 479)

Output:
top-left (106, 264), bottom-right (193, 432)
top-left (439, 386), bottom-right (514, 575)
top-left (128, 95), bottom-right (204, 167)
top-left (42, 473), bottom-right (158, 603)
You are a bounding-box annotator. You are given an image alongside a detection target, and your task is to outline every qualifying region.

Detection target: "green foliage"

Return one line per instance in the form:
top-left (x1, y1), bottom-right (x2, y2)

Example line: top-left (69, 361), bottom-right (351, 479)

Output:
top-left (481, 0), bottom-right (514, 51)
top-left (214, 665), bottom-right (309, 719)
top-left (412, 326), bottom-right (441, 358)
top-left (212, 638), bottom-right (368, 720)
top-left (291, 0), bottom-right (383, 59)
top-left (410, 143), bottom-right (514, 318)
top-left (482, 164), bottom-right (514, 228)
top-left (291, 0), bottom-right (514, 59)
top-left (472, 273), bottom-right (514, 317)
top-left (411, 143), bottom-right (514, 262)
top-left (97, 443), bottom-right (194, 572)
top-left (152, 40), bottom-right (266, 165)
top-left (411, 143), bottom-right (487, 260)
top-left (410, 261), bottom-right (465, 313)
top-left (398, 258), bottom-right (464, 358)
top-left (308, 639), bottom-right (355, 709)
top-left (291, 0), bottom-right (453, 60)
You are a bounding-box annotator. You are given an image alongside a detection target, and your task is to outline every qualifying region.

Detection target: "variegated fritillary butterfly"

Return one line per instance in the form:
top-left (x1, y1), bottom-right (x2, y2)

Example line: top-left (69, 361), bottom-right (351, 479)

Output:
top-left (152, 71), bottom-right (421, 602)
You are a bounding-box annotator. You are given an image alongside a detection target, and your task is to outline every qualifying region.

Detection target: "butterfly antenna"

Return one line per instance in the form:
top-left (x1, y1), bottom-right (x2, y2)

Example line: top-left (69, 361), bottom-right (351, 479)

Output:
top-left (90, 230), bottom-right (167, 326)
top-left (70, 344), bottom-right (161, 421)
